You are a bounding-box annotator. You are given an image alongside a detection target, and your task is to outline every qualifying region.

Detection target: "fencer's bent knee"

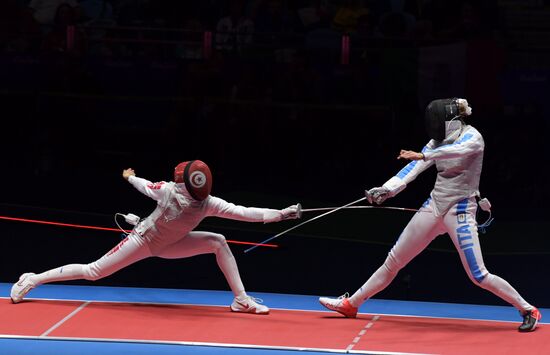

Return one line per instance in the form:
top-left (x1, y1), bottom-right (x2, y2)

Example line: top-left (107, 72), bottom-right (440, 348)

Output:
top-left (472, 270), bottom-right (489, 285)
top-left (383, 252), bottom-right (402, 275)
top-left (206, 233), bottom-right (228, 251)
top-left (82, 263), bottom-right (103, 281)
top-left (462, 262), bottom-right (488, 284)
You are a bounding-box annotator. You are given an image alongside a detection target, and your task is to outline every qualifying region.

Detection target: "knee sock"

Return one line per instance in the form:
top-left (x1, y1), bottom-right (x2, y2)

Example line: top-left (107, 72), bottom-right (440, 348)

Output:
top-left (31, 264), bottom-right (87, 285)
top-left (349, 264), bottom-right (398, 307)
top-left (479, 273), bottom-right (533, 312)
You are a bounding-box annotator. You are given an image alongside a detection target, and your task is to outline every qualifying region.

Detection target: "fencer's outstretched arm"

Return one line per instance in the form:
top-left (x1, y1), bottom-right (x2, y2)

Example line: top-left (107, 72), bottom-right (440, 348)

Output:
top-left (366, 145), bottom-right (435, 205)
top-left (123, 168), bottom-right (167, 202)
top-left (207, 196), bottom-right (300, 224)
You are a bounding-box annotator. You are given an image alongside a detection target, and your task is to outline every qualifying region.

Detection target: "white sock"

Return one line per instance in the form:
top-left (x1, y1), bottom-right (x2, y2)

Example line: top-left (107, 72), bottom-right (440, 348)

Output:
top-left (236, 292), bottom-right (248, 300)
top-left (349, 264), bottom-right (398, 308)
top-left (479, 273), bottom-right (533, 312)
top-left (215, 243), bottom-right (246, 297)
top-left (31, 264), bottom-right (86, 285)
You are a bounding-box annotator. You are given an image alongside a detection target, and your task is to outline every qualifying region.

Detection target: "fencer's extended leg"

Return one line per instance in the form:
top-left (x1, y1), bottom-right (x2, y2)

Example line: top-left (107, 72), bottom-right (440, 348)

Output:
top-left (446, 197), bottom-right (541, 331)
top-left (156, 231), bottom-right (269, 314)
top-left (348, 202), bottom-right (445, 307)
top-left (11, 233), bottom-right (152, 303)
top-left (445, 198), bottom-right (534, 312)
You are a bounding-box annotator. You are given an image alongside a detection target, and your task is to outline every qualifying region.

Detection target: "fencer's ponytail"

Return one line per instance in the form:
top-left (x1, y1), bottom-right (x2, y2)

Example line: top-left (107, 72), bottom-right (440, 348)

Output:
top-left (457, 99), bottom-right (472, 116)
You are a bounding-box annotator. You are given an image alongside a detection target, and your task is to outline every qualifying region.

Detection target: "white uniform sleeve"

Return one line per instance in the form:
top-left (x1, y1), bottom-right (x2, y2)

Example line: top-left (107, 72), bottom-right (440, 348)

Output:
top-left (382, 144), bottom-right (435, 196)
top-left (206, 196), bottom-right (282, 223)
top-left (422, 131), bottom-right (484, 161)
top-left (127, 175), bottom-right (169, 202)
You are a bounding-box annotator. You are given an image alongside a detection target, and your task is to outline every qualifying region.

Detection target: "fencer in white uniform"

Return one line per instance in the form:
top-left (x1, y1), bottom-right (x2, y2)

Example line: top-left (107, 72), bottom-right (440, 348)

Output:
top-left (11, 160), bottom-right (301, 314)
top-left (319, 98), bottom-right (541, 332)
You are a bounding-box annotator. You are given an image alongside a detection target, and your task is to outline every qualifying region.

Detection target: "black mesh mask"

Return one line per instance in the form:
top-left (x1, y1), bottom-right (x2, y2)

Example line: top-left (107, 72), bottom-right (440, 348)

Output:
top-left (424, 98), bottom-right (460, 142)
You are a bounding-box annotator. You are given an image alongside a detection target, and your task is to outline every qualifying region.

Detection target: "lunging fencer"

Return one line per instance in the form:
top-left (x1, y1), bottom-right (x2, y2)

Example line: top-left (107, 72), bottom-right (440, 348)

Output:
top-left (319, 98), bottom-right (541, 332)
top-left (11, 160), bottom-right (301, 314)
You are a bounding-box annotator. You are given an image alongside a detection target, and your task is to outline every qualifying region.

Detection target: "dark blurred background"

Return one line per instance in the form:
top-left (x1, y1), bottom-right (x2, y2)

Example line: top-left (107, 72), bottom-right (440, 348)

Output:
top-left (1, 0), bottom-right (549, 308)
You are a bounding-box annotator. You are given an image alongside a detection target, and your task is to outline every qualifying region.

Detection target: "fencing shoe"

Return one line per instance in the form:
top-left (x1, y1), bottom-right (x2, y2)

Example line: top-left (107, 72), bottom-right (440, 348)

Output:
top-left (230, 295), bottom-right (270, 315)
top-left (519, 307), bottom-right (542, 332)
top-left (11, 273), bottom-right (36, 303)
top-left (319, 293), bottom-right (358, 318)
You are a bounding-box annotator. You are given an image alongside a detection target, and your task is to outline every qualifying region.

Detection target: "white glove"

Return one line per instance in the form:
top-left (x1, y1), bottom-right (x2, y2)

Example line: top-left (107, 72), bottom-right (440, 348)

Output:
top-left (281, 203), bottom-right (302, 220)
top-left (263, 204), bottom-right (302, 223)
top-left (365, 187), bottom-right (390, 205)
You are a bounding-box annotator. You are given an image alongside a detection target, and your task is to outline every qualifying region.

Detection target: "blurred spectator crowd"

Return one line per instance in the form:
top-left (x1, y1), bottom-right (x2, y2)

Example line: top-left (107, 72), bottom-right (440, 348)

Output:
top-left (1, 0), bottom-right (499, 58)
top-left (1, 0), bottom-right (549, 215)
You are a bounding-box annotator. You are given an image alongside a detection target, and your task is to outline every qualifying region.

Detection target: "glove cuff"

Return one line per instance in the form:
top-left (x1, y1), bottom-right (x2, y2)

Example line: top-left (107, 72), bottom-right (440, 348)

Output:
top-left (383, 176), bottom-right (406, 197)
top-left (263, 210), bottom-right (282, 223)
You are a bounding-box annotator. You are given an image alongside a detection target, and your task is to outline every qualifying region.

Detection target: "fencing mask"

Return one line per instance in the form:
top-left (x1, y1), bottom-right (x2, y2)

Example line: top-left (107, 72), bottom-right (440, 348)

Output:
top-left (424, 98), bottom-right (472, 142)
top-left (174, 160), bottom-right (212, 201)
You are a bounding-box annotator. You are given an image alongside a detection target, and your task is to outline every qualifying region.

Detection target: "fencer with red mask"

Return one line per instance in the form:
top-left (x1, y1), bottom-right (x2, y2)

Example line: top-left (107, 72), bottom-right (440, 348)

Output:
top-left (11, 160), bottom-right (301, 314)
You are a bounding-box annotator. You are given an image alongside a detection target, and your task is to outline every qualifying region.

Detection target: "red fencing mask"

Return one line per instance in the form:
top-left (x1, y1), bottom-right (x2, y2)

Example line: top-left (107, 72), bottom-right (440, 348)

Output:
top-left (174, 160), bottom-right (212, 201)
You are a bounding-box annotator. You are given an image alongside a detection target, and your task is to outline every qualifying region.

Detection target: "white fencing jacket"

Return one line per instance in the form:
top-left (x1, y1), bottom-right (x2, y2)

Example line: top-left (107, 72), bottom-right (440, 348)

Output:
top-left (128, 176), bottom-right (283, 249)
top-left (382, 124), bottom-right (485, 216)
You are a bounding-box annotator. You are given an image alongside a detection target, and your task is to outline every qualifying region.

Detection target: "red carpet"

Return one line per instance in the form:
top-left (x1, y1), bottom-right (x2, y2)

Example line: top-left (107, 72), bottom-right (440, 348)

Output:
top-left (1, 298), bottom-right (547, 354)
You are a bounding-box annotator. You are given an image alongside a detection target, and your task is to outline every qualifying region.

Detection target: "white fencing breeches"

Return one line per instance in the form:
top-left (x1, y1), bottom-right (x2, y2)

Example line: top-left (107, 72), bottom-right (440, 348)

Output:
top-left (30, 231), bottom-right (246, 297)
top-left (349, 197), bottom-right (533, 312)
